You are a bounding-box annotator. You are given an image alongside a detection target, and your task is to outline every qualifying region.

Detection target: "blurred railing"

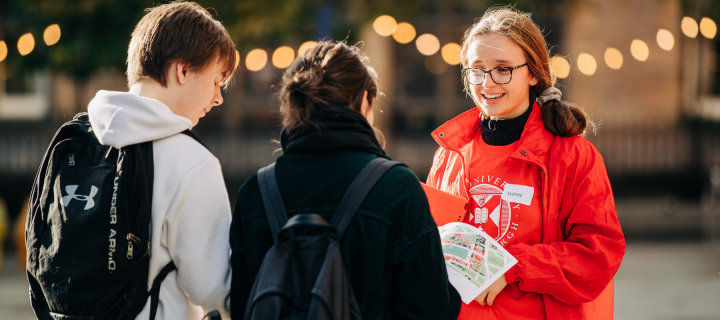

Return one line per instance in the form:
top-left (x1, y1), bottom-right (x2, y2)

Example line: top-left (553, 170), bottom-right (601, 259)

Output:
top-left (0, 129), bottom-right (50, 176)
top-left (587, 127), bottom-right (720, 174)
top-left (3, 126), bottom-right (720, 178)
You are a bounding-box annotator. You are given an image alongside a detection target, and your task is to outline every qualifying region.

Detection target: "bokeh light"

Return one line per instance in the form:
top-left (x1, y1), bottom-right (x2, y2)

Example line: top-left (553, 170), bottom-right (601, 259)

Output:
top-left (700, 18), bottom-right (717, 39)
top-left (43, 24), bottom-right (61, 46)
top-left (425, 55), bottom-right (448, 75)
top-left (0, 41), bottom-right (7, 62)
top-left (373, 15), bottom-right (397, 37)
top-left (604, 48), bottom-right (623, 70)
top-left (298, 41), bottom-right (317, 55)
top-left (245, 49), bottom-right (268, 72)
top-left (577, 53), bottom-right (597, 75)
top-left (392, 22), bottom-right (416, 44)
top-left (416, 34), bottom-right (440, 56)
top-left (441, 43), bottom-right (461, 65)
top-left (682, 17), bottom-right (699, 38)
top-left (234, 50), bottom-right (241, 69)
top-left (631, 39), bottom-right (649, 61)
top-left (17, 33), bottom-right (35, 56)
top-left (551, 56), bottom-right (570, 79)
top-left (656, 29), bottom-right (675, 51)
top-left (272, 46), bottom-right (295, 69)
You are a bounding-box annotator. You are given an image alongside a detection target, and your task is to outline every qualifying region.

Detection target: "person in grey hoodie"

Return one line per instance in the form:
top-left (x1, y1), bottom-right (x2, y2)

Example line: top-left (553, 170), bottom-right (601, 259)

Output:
top-left (86, 2), bottom-right (237, 319)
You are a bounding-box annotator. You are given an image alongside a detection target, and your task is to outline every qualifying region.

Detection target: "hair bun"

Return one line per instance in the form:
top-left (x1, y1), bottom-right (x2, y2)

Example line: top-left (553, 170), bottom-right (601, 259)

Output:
top-left (277, 40), bottom-right (379, 130)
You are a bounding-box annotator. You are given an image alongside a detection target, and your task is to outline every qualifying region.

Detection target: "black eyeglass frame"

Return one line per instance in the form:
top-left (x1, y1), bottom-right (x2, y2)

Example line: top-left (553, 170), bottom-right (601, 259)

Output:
top-left (461, 63), bottom-right (528, 85)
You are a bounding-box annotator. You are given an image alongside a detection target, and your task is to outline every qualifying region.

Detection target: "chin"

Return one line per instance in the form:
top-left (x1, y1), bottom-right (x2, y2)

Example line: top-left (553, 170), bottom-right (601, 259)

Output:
top-left (479, 105), bottom-right (507, 118)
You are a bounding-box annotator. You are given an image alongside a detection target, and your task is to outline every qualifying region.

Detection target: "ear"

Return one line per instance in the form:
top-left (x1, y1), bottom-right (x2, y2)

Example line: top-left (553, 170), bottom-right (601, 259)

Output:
top-left (171, 61), bottom-right (189, 85)
top-left (360, 90), bottom-right (371, 115)
top-left (529, 73), bottom-right (539, 86)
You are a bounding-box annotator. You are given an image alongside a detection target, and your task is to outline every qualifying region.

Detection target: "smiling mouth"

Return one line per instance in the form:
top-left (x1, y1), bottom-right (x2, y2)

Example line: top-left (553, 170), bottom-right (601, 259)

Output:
top-left (482, 93), bottom-right (505, 100)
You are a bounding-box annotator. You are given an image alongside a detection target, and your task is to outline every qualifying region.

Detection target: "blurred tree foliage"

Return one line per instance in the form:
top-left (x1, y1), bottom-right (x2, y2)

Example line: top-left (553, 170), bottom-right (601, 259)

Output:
top-left (2, 0), bottom-right (150, 79)
top-left (0, 0), bottom-right (563, 80)
top-left (0, 0), bottom-right (419, 80)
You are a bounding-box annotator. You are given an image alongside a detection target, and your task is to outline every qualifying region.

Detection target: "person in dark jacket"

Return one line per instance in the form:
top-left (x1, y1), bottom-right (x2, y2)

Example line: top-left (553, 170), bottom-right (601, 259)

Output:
top-left (230, 41), bottom-right (461, 319)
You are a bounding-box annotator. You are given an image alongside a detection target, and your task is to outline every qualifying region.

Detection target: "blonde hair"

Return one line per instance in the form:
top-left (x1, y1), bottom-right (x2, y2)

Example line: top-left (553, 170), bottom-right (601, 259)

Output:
top-left (461, 6), bottom-right (595, 136)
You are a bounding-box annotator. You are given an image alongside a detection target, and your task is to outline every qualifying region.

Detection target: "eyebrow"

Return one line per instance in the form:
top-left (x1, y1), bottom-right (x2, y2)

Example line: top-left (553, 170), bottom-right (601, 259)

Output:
top-left (472, 59), bottom-right (513, 66)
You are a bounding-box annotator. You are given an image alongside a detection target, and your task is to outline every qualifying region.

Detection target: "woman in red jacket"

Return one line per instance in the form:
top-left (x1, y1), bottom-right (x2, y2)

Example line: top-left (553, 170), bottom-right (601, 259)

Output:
top-left (426, 7), bottom-right (625, 320)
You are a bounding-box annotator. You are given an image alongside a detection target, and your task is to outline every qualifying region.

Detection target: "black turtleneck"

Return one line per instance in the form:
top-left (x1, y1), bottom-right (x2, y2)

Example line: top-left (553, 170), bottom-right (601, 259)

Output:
top-left (481, 102), bottom-right (533, 146)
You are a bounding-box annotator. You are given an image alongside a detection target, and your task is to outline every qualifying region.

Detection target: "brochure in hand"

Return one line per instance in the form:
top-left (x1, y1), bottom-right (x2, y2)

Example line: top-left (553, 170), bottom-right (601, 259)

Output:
top-left (420, 183), bottom-right (467, 225)
top-left (438, 222), bottom-right (518, 304)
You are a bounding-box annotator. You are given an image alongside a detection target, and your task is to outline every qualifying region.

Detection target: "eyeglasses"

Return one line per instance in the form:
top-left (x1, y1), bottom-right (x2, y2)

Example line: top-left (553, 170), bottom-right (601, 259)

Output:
top-left (461, 63), bottom-right (528, 85)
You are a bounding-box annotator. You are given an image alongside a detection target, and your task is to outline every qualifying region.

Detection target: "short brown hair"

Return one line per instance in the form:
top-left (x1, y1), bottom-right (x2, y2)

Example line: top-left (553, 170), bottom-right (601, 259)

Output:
top-left (277, 41), bottom-right (379, 130)
top-left (462, 6), bottom-right (595, 136)
top-left (127, 1), bottom-right (236, 88)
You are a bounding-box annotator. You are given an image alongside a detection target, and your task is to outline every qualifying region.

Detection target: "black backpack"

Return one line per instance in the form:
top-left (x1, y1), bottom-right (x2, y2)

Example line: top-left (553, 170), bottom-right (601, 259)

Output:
top-left (244, 157), bottom-right (402, 320)
top-left (26, 113), bottom-right (200, 320)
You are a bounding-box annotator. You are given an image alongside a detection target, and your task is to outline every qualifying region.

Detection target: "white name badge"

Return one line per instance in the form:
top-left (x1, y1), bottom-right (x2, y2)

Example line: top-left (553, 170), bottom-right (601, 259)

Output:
top-left (501, 183), bottom-right (534, 206)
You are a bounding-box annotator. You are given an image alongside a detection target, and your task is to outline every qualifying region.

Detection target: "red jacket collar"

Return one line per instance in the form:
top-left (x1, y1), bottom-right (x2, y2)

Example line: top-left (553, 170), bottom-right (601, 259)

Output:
top-left (432, 102), bottom-right (555, 163)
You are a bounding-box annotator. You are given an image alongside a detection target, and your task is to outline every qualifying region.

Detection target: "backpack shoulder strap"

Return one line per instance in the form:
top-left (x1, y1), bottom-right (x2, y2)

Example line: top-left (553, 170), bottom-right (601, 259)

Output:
top-left (332, 157), bottom-right (404, 238)
top-left (148, 261), bottom-right (177, 320)
top-left (180, 129), bottom-right (208, 150)
top-left (257, 163), bottom-right (288, 244)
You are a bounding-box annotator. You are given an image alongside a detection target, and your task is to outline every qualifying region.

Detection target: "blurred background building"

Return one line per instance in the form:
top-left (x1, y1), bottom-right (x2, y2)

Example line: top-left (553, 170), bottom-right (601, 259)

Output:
top-left (1, 0), bottom-right (720, 318)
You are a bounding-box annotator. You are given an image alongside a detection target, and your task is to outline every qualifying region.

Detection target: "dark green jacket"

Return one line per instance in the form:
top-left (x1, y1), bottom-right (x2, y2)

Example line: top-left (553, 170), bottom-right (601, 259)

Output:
top-left (230, 150), bottom-right (461, 319)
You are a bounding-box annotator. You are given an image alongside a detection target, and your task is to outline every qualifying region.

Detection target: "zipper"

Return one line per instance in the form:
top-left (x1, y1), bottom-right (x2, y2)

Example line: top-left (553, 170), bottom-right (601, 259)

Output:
top-left (66, 154), bottom-right (114, 169)
top-left (136, 146), bottom-right (153, 259)
top-left (509, 156), bottom-right (549, 241)
top-left (489, 119), bottom-right (497, 131)
top-left (127, 233), bottom-right (141, 259)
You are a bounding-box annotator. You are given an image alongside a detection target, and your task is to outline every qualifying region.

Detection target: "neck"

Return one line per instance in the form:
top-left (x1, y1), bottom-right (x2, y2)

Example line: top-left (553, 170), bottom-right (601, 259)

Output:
top-left (129, 81), bottom-right (178, 112)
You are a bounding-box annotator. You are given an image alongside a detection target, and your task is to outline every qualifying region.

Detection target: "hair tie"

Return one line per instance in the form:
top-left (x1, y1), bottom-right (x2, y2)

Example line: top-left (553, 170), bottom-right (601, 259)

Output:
top-left (536, 87), bottom-right (562, 106)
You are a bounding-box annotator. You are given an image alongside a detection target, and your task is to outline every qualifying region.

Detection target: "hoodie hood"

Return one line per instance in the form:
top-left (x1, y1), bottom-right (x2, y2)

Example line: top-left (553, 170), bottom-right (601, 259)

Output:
top-left (88, 90), bottom-right (193, 149)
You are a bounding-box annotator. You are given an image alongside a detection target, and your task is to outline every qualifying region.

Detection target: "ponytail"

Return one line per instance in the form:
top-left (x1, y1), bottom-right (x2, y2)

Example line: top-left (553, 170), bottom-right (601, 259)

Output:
top-left (535, 86), bottom-right (595, 137)
top-left (280, 66), bottom-right (326, 130)
top-left (540, 98), bottom-right (595, 137)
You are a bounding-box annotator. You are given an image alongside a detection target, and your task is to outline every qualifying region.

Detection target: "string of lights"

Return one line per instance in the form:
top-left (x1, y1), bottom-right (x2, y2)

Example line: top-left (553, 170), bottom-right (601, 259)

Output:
top-left (0, 16), bottom-right (716, 79)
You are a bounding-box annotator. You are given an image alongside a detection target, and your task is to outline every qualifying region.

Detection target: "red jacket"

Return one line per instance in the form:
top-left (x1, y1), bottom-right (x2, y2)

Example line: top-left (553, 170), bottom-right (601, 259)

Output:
top-left (427, 103), bottom-right (625, 320)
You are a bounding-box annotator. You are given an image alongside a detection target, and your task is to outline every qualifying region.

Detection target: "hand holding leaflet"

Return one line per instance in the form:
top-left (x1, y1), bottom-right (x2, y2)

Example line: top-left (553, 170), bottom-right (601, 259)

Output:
top-left (475, 274), bottom-right (507, 306)
top-left (438, 222), bottom-right (517, 304)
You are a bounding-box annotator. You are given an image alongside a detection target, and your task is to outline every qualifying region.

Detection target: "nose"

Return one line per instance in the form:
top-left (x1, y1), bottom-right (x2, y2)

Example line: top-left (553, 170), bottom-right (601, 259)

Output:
top-left (213, 85), bottom-right (223, 106)
top-left (481, 72), bottom-right (497, 89)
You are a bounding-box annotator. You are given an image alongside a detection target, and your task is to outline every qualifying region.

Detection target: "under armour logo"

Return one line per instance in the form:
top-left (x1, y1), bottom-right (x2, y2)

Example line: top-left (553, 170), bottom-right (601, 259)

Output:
top-left (62, 185), bottom-right (99, 210)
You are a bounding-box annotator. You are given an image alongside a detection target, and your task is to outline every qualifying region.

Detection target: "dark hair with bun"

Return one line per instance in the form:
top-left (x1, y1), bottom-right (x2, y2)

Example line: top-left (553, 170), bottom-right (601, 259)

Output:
top-left (277, 41), bottom-right (380, 131)
top-left (461, 7), bottom-right (596, 136)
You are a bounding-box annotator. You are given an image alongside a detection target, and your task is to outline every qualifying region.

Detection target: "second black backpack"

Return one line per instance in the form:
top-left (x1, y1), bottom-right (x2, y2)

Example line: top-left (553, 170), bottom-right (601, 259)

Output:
top-left (245, 158), bottom-right (402, 320)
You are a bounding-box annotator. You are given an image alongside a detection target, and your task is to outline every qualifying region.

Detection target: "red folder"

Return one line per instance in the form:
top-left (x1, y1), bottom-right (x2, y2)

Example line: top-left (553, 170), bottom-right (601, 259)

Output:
top-left (420, 183), bottom-right (468, 226)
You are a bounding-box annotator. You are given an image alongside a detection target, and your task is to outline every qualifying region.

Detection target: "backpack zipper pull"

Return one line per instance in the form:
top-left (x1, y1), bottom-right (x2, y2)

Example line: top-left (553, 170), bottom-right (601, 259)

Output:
top-left (127, 233), bottom-right (141, 259)
top-left (68, 154), bottom-right (75, 166)
top-left (127, 233), bottom-right (141, 243)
